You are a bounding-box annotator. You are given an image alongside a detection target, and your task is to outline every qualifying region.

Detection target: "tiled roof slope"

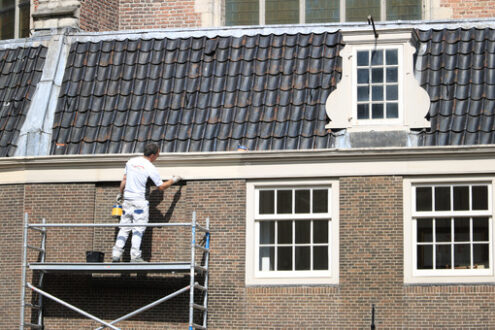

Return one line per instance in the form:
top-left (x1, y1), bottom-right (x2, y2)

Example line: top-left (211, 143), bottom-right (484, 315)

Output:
top-left (416, 27), bottom-right (495, 146)
top-left (51, 33), bottom-right (342, 154)
top-left (0, 46), bottom-right (47, 156)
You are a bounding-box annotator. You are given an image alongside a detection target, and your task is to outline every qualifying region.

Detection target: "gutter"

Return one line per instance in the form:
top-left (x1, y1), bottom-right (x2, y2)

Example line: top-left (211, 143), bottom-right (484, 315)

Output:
top-left (2, 145), bottom-right (495, 184)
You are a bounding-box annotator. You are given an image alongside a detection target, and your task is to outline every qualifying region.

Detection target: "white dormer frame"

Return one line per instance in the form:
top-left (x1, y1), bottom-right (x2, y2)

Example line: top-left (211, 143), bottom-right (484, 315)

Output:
top-left (326, 29), bottom-right (430, 132)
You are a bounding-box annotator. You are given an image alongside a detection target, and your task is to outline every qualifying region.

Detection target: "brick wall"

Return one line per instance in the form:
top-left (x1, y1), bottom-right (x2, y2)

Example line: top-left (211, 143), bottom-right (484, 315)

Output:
top-left (119, 0), bottom-right (201, 30)
top-left (0, 185), bottom-right (24, 328)
top-left (441, 0), bottom-right (495, 18)
top-left (2, 177), bottom-right (495, 329)
top-left (80, 0), bottom-right (119, 32)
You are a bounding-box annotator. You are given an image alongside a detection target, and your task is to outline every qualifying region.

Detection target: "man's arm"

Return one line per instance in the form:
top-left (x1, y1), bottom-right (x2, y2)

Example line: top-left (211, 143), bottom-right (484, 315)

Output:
top-left (119, 174), bottom-right (126, 194)
top-left (116, 174), bottom-right (126, 204)
top-left (157, 175), bottom-right (181, 191)
top-left (157, 179), bottom-right (174, 191)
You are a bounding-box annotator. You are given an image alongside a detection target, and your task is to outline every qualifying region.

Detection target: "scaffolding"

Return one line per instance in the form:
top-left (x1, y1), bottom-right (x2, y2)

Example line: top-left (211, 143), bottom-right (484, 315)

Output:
top-left (20, 211), bottom-right (210, 330)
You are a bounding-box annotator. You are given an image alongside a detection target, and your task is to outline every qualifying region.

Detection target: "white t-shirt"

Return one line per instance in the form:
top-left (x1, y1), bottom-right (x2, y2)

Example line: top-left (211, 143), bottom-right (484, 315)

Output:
top-left (123, 156), bottom-right (163, 201)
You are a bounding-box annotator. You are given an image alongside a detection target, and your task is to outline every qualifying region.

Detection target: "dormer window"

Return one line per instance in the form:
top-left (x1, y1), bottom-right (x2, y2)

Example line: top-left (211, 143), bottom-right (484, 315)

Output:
top-left (326, 29), bottom-right (430, 133)
top-left (356, 48), bottom-right (399, 121)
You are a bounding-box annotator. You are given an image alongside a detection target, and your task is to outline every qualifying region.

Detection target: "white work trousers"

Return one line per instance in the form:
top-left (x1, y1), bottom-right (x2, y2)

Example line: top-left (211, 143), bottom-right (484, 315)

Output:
top-left (112, 200), bottom-right (149, 260)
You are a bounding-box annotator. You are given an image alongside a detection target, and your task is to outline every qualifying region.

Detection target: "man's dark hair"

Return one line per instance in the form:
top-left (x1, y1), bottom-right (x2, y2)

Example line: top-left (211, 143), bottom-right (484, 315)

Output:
top-left (143, 143), bottom-right (159, 156)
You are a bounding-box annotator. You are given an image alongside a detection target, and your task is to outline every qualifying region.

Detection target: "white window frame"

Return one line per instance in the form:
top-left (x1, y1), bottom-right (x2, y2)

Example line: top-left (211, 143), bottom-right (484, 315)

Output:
top-left (246, 179), bottom-right (339, 285)
top-left (404, 177), bottom-right (495, 284)
top-left (225, 0), bottom-right (425, 25)
top-left (351, 44), bottom-right (403, 127)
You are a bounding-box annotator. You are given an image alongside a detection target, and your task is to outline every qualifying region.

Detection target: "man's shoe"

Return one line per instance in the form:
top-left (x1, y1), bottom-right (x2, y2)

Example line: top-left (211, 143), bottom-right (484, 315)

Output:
top-left (131, 257), bottom-right (146, 263)
top-left (112, 257), bottom-right (121, 263)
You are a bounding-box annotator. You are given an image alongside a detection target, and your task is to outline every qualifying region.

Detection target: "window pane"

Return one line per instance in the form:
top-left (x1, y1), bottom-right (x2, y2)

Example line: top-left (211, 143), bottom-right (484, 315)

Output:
top-left (436, 245), bottom-right (451, 269)
top-left (473, 244), bottom-right (489, 269)
top-left (371, 68), bottom-right (383, 83)
top-left (357, 68), bottom-right (369, 83)
top-left (386, 103), bottom-right (398, 118)
top-left (306, 0), bottom-right (340, 23)
top-left (266, 0), bottom-right (299, 24)
top-left (314, 246), bottom-right (328, 270)
top-left (387, 0), bottom-right (421, 21)
top-left (436, 219), bottom-right (451, 242)
top-left (416, 187), bottom-right (432, 211)
top-left (473, 217), bottom-right (489, 241)
top-left (435, 186), bottom-right (451, 211)
top-left (372, 86), bottom-right (383, 101)
top-left (386, 67), bottom-right (398, 82)
top-left (313, 189), bottom-right (328, 213)
top-left (295, 246), bottom-right (310, 270)
top-left (357, 104), bottom-right (369, 119)
top-left (386, 49), bottom-right (398, 65)
top-left (357, 51), bottom-right (369, 66)
top-left (259, 247), bottom-right (274, 271)
top-left (346, 0), bottom-right (380, 22)
top-left (259, 190), bottom-right (274, 214)
top-left (314, 220), bottom-right (328, 243)
top-left (358, 86), bottom-right (369, 101)
top-left (277, 190), bottom-right (292, 214)
top-left (472, 185), bottom-right (488, 210)
top-left (0, 0), bottom-right (15, 40)
top-left (417, 245), bottom-right (433, 269)
top-left (453, 186), bottom-right (469, 211)
top-left (19, 0), bottom-right (30, 38)
top-left (277, 246), bottom-right (292, 270)
top-left (295, 221), bottom-right (310, 244)
top-left (371, 49), bottom-right (383, 65)
top-left (417, 219), bottom-right (432, 242)
top-left (260, 221), bottom-right (275, 244)
top-left (371, 103), bottom-right (384, 119)
top-left (386, 85), bottom-right (398, 100)
top-left (295, 190), bottom-right (310, 213)
top-left (225, 0), bottom-right (259, 26)
top-left (278, 221), bottom-right (292, 244)
top-left (454, 244), bottom-right (470, 268)
top-left (454, 217), bottom-right (470, 242)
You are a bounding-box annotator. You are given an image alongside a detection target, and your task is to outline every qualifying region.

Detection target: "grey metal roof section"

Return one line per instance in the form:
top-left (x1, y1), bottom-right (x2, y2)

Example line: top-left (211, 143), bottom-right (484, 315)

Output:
top-left (51, 32), bottom-right (342, 154)
top-left (416, 27), bottom-right (495, 146)
top-left (0, 46), bottom-right (47, 157)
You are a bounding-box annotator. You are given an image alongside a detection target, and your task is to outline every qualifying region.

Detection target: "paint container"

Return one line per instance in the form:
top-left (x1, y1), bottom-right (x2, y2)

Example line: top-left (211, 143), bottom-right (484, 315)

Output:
top-left (111, 204), bottom-right (123, 218)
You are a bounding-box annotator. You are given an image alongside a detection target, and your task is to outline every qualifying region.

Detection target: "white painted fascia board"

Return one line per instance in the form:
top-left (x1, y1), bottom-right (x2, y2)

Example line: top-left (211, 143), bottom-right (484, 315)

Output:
top-left (2, 146), bottom-right (495, 184)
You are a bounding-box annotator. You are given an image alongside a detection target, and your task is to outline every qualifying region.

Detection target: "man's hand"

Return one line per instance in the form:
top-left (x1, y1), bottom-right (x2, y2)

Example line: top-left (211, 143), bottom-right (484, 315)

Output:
top-left (172, 175), bottom-right (182, 183)
top-left (116, 193), bottom-right (123, 205)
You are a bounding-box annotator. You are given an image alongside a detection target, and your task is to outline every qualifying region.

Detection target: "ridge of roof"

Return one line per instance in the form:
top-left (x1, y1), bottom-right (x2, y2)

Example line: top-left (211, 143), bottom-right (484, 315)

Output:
top-left (65, 18), bottom-right (495, 43)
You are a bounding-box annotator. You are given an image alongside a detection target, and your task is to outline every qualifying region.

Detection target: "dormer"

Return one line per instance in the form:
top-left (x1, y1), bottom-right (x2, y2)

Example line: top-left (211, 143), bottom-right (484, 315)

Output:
top-left (326, 29), bottom-right (430, 135)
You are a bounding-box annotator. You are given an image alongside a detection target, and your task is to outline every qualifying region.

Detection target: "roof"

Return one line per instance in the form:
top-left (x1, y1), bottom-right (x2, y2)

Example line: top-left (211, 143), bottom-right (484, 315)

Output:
top-left (416, 27), bottom-right (495, 146)
top-left (2, 21), bottom-right (495, 156)
top-left (0, 46), bottom-right (47, 157)
top-left (51, 32), bottom-right (342, 154)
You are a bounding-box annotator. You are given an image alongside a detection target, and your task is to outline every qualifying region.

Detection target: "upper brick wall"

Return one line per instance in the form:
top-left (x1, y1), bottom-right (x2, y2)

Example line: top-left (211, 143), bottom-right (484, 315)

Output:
top-left (119, 0), bottom-right (201, 30)
top-left (441, 0), bottom-right (495, 18)
top-left (79, 0), bottom-right (119, 32)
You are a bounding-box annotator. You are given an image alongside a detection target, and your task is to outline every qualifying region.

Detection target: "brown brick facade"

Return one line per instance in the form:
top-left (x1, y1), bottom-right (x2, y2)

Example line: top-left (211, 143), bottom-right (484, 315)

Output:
top-left (118, 0), bottom-right (201, 30)
top-left (80, 0), bottom-right (119, 32)
top-left (2, 177), bottom-right (495, 328)
top-left (441, 0), bottom-right (495, 18)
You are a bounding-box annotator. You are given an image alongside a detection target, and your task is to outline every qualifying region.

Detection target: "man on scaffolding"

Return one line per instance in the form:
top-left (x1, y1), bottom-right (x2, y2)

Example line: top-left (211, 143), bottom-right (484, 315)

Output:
top-left (112, 143), bottom-right (181, 263)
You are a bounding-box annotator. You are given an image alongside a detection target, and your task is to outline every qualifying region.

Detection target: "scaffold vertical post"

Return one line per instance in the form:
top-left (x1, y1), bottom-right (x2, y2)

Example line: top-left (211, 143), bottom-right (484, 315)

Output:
top-left (202, 217), bottom-right (210, 328)
top-left (37, 218), bottom-right (47, 326)
top-left (19, 213), bottom-right (28, 330)
top-left (189, 211), bottom-right (196, 330)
